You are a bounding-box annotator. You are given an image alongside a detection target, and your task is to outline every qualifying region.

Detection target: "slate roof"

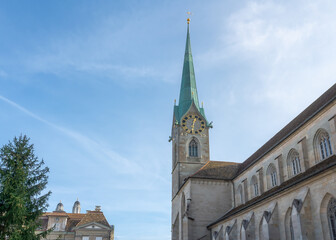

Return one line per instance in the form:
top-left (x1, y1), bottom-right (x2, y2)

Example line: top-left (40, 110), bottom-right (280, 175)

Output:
top-left (235, 83), bottom-right (336, 177)
top-left (190, 161), bottom-right (239, 180)
top-left (76, 210), bottom-right (110, 228)
top-left (208, 154), bottom-right (336, 228)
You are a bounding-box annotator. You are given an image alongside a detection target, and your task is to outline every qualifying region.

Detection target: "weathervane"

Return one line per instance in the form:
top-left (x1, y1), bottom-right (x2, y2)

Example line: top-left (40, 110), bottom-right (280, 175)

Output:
top-left (187, 11), bottom-right (192, 24)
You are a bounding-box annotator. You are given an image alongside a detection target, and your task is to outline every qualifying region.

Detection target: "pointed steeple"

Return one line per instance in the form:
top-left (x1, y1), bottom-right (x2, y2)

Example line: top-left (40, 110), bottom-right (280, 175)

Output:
top-left (178, 22), bottom-right (200, 118)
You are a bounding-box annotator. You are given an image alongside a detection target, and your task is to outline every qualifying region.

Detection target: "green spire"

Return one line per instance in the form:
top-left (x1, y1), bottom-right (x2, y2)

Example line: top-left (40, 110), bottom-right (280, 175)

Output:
top-left (178, 23), bottom-right (200, 119)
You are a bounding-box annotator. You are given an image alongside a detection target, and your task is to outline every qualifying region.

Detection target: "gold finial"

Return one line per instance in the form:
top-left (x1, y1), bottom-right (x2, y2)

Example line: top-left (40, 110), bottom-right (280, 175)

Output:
top-left (202, 101), bottom-right (203, 107)
top-left (187, 11), bottom-right (192, 24)
top-left (174, 99), bottom-right (176, 105)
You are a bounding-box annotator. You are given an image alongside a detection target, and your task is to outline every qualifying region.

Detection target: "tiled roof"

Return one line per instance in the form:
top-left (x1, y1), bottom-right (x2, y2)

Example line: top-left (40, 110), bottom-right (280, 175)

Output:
top-left (190, 161), bottom-right (239, 180)
top-left (235, 83), bottom-right (336, 177)
top-left (67, 213), bottom-right (85, 219)
top-left (208, 154), bottom-right (336, 228)
top-left (41, 209), bottom-right (111, 232)
top-left (76, 211), bottom-right (110, 228)
top-left (43, 212), bottom-right (68, 217)
top-left (65, 219), bottom-right (82, 232)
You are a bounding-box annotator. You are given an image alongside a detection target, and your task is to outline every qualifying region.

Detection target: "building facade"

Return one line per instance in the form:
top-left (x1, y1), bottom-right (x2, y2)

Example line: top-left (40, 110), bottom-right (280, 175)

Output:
top-left (171, 21), bottom-right (336, 240)
top-left (37, 200), bottom-right (114, 240)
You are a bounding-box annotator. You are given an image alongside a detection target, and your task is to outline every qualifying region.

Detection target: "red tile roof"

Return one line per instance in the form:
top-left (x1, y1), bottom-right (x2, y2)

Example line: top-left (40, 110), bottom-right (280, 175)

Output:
top-left (76, 211), bottom-right (110, 228)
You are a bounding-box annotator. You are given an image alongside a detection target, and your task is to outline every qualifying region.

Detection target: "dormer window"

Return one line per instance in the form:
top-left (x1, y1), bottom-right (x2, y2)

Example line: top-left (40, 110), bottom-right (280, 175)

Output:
top-left (189, 139), bottom-right (198, 157)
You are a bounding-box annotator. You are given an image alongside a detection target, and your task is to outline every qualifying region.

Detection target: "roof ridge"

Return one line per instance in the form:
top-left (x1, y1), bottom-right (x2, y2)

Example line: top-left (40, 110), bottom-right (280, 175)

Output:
top-left (235, 83), bottom-right (336, 177)
top-left (209, 160), bottom-right (240, 165)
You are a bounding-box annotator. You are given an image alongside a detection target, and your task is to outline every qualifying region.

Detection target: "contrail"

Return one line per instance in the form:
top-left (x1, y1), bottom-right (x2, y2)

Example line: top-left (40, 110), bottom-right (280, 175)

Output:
top-left (0, 94), bottom-right (142, 174)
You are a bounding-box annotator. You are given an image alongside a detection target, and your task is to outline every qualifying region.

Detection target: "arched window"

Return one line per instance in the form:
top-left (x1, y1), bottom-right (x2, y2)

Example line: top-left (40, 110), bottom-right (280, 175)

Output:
top-left (291, 151), bottom-right (301, 176)
top-left (250, 175), bottom-right (259, 198)
top-left (266, 163), bottom-right (277, 189)
top-left (328, 198), bottom-right (336, 239)
top-left (315, 130), bottom-right (333, 161)
top-left (189, 139), bottom-right (198, 157)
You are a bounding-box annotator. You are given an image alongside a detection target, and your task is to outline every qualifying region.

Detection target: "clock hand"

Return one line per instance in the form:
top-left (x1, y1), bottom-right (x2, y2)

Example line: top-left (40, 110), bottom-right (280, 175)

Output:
top-left (191, 118), bottom-right (197, 131)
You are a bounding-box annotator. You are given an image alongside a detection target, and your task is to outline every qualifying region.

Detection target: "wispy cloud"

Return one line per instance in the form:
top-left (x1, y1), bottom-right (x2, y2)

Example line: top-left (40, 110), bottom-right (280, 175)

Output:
top-left (201, 0), bottom-right (336, 114)
top-left (0, 94), bottom-right (141, 174)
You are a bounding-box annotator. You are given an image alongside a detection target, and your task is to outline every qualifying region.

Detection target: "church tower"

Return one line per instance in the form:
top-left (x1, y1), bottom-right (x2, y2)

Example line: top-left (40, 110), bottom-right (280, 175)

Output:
top-left (171, 20), bottom-right (211, 198)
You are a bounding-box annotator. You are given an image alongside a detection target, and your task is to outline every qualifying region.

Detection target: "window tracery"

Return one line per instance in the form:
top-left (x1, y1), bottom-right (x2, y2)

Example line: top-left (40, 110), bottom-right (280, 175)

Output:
top-left (287, 149), bottom-right (301, 177)
top-left (270, 171), bottom-right (277, 187)
top-left (266, 163), bottom-right (277, 189)
top-left (318, 132), bottom-right (333, 160)
top-left (291, 152), bottom-right (301, 176)
top-left (189, 139), bottom-right (198, 157)
top-left (314, 129), bottom-right (333, 162)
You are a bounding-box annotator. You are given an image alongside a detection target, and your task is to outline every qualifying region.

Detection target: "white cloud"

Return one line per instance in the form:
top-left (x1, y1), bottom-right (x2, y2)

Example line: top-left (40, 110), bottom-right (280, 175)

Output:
top-left (204, 0), bottom-right (336, 114)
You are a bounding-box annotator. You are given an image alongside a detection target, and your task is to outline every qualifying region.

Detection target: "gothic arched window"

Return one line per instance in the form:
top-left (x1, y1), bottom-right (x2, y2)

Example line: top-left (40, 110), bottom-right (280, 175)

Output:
top-left (328, 198), bottom-right (336, 240)
top-left (315, 130), bottom-right (333, 161)
top-left (291, 152), bottom-right (301, 176)
top-left (287, 149), bottom-right (301, 177)
top-left (266, 163), bottom-right (277, 189)
top-left (189, 139), bottom-right (198, 157)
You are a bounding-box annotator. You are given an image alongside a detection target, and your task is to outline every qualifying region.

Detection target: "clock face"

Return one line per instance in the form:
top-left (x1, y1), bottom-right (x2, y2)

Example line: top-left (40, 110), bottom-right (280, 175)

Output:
top-left (181, 115), bottom-right (206, 134)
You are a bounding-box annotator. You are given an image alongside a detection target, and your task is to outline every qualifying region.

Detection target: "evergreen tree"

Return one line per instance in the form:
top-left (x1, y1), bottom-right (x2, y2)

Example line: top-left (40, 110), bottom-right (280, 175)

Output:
top-left (0, 135), bottom-right (51, 240)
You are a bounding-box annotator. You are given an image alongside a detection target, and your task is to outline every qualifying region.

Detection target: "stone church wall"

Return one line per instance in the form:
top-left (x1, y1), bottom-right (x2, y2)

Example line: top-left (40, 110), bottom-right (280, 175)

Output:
top-left (210, 166), bottom-right (336, 240)
top-left (233, 99), bottom-right (336, 207)
top-left (172, 178), bottom-right (234, 240)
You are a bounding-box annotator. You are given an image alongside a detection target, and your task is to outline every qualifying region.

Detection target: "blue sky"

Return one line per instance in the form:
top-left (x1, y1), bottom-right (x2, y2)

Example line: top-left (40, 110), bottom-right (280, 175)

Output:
top-left (1, 0), bottom-right (336, 239)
